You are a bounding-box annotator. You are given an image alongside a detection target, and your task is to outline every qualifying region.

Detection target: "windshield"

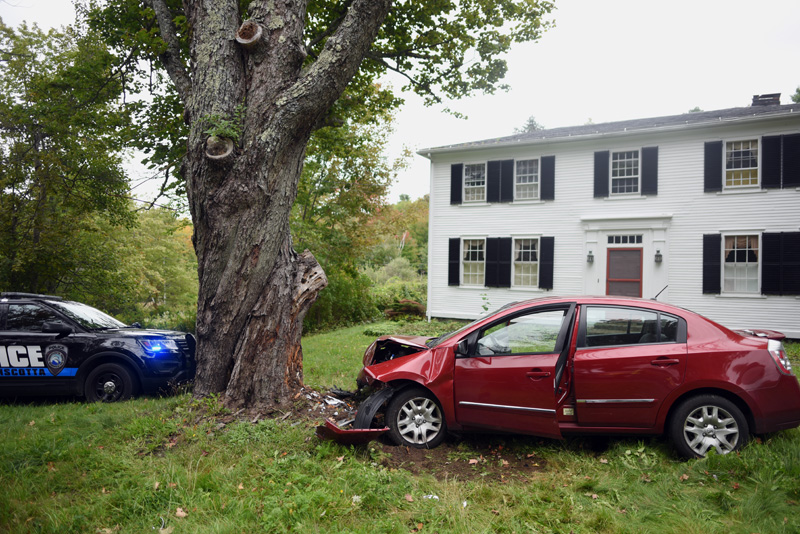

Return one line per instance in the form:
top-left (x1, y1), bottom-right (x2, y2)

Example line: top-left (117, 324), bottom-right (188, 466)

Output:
top-left (427, 302), bottom-right (520, 348)
top-left (46, 300), bottom-right (127, 330)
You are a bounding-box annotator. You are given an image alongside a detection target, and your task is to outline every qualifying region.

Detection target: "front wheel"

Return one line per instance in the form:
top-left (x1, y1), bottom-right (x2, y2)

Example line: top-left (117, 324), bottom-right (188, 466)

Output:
top-left (386, 388), bottom-right (447, 449)
top-left (669, 394), bottom-right (749, 458)
top-left (84, 363), bottom-right (135, 402)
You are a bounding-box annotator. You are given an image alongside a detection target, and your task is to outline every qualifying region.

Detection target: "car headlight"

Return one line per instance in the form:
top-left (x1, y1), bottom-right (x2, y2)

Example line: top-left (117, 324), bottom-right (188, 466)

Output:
top-left (139, 339), bottom-right (179, 356)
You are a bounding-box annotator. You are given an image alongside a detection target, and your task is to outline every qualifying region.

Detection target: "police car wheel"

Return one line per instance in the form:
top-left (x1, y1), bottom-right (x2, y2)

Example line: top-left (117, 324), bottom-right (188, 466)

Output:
top-left (85, 363), bottom-right (134, 402)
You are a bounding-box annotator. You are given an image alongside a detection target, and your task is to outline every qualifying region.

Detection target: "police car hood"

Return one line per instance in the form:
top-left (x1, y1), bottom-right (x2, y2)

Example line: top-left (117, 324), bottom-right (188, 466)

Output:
top-left (93, 328), bottom-right (189, 338)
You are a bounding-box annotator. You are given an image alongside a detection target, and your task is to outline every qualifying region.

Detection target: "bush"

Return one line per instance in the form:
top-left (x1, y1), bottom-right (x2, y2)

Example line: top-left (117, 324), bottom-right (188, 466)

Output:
top-left (304, 268), bottom-right (378, 332)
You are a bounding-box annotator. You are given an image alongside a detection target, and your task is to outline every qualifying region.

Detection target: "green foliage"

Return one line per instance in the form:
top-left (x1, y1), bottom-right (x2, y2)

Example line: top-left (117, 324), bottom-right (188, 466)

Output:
top-left (203, 104), bottom-right (245, 143)
top-left (363, 195), bottom-right (429, 274)
top-left (514, 115), bottom-right (545, 133)
top-left (792, 87), bottom-right (800, 104)
top-left (0, 20), bottom-right (136, 297)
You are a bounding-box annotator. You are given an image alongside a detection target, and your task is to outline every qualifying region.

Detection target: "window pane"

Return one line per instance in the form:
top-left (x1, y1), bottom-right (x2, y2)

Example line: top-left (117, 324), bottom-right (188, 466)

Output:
top-left (723, 234), bottom-right (759, 293)
top-left (515, 159), bottom-right (539, 200)
top-left (585, 307), bottom-right (659, 347)
top-left (725, 140), bottom-right (758, 187)
top-left (513, 239), bottom-right (538, 287)
top-left (477, 309), bottom-right (566, 355)
top-left (7, 304), bottom-right (60, 332)
top-left (462, 239), bottom-right (485, 285)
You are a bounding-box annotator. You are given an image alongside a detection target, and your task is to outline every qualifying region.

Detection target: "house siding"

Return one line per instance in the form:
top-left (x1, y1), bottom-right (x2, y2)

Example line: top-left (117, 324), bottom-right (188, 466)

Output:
top-left (425, 114), bottom-right (800, 338)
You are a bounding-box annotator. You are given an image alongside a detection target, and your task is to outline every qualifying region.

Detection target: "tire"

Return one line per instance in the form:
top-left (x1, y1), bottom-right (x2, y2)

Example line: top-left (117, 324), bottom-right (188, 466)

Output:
top-left (669, 394), bottom-right (749, 458)
top-left (84, 363), bottom-right (135, 402)
top-left (385, 388), bottom-right (447, 449)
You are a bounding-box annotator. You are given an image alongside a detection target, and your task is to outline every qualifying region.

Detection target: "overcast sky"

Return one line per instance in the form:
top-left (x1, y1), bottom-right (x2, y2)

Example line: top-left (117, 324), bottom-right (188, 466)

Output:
top-left (3, 0), bottom-right (799, 202)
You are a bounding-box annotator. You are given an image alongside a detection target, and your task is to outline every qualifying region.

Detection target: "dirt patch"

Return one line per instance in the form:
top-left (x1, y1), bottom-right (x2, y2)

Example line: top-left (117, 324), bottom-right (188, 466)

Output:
top-left (371, 435), bottom-right (548, 483)
top-left (291, 387), bottom-right (548, 482)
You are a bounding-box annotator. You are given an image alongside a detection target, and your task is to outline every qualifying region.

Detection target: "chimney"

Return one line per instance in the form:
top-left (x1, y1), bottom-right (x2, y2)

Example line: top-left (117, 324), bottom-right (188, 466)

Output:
top-left (751, 93), bottom-right (781, 106)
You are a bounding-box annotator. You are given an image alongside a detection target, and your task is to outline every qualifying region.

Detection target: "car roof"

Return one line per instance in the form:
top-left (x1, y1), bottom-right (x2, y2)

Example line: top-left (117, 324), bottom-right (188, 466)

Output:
top-left (0, 292), bottom-right (64, 301)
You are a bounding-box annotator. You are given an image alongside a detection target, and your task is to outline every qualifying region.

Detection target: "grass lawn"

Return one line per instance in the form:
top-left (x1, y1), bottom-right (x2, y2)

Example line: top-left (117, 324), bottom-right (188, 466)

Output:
top-left (1, 324), bottom-right (798, 533)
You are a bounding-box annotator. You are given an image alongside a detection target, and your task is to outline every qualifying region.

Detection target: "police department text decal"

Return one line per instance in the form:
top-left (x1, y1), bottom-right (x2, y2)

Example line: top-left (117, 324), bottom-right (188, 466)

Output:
top-left (0, 345), bottom-right (77, 377)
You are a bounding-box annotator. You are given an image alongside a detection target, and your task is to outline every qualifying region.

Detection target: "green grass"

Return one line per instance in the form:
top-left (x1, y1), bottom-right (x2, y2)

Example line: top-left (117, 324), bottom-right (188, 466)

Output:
top-left (0, 336), bottom-right (798, 533)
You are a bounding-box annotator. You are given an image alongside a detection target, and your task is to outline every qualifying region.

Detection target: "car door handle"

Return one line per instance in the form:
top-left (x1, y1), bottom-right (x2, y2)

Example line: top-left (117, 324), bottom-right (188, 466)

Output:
top-left (650, 358), bottom-right (680, 367)
top-left (526, 370), bottom-right (551, 379)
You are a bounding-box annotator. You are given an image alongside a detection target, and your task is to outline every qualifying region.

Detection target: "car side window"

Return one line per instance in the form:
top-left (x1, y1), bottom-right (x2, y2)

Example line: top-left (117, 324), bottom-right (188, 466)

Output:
top-left (6, 304), bottom-right (60, 332)
top-left (584, 306), bottom-right (679, 347)
top-left (476, 309), bottom-right (566, 356)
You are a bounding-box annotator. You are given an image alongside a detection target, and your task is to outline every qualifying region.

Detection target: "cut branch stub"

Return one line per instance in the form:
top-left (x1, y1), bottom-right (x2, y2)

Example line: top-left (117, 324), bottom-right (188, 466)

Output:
top-left (236, 21), bottom-right (263, 49)
top-left (205, 136), bottom-right (235, 160)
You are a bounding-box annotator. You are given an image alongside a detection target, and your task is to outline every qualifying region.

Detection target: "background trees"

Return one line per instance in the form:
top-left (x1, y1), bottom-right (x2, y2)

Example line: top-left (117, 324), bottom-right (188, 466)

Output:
top-left (0, 20), bottom-right (134, 300)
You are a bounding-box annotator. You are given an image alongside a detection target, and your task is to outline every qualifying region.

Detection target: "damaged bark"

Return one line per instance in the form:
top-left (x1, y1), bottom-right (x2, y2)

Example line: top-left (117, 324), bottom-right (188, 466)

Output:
top-left (146, 0), bottom-right (392, 410)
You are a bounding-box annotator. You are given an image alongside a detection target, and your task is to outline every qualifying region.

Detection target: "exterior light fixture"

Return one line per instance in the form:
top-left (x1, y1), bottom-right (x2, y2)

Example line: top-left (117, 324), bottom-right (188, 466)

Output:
top-left (655, 250), bottom-right (663, 263)
top-left (587, 251), bottom-right (594, 263)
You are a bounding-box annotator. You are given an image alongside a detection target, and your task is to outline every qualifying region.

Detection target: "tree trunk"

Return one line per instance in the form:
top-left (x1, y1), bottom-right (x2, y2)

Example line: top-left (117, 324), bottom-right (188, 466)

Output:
top-left (158, 0), bottom-right (392, 411)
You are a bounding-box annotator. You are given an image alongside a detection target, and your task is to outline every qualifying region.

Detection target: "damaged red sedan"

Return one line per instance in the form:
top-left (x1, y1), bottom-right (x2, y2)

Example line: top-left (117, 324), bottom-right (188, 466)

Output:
top-left (321, 296), bottom-right (800, 458)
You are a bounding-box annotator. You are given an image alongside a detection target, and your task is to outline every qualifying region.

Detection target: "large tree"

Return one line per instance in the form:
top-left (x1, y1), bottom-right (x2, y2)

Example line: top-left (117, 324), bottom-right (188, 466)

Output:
top-left (91, 0), bottom-right (554, 410)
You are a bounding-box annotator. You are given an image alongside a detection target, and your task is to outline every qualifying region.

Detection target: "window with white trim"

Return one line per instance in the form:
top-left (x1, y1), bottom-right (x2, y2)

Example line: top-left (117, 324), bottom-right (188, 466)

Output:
top-left (725, 140), bottom-right (758, 187)
top-left (515, 159), bottom-right (539, 200)
top-left (463, 164), bottom-right (486, 202)
top-left (513, 238), bottom-right (539, 287)
top-left (462, 239), bottom-right (485, 285)
top-left (611, 150), bottom-right (640, 194)
top-left (723, 234), bottom-right (759, 293)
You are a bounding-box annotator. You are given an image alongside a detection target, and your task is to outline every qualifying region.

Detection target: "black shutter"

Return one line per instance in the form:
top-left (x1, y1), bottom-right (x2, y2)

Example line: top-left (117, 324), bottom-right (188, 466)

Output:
top-left (702, 234), bottom-right (721, 294)
top-left (641, 146), bottom-right (658, 195)
top-left (448, 238), bottom-right (460, 286)
top-left (485, 237), bottom-right (500, 287)
top-left (594, 151), bottom-right (609, 198)
top-left (497, 237), bottom-right (512, 287)
top-left (704, 141), bottom-right (723, 192)
top-left (487, 161), bottom-right (501, 203)
top-left (762, 232), bottom-right (800, 295)
top-left (539, 236), bottom-right (554, 290)
top-left (541, 155), bottom-right (555, 200)
top-left (500, 160), bottom-right (514, 202)
top-left (761, 135), bottom-right (782, 189)
top-left (450, 164), bottom-right (463, 205)
top-left (783, 133), bottom-right (800, 188)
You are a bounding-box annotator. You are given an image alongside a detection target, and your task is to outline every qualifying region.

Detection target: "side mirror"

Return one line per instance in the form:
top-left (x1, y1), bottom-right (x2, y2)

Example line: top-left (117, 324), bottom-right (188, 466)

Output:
top-left (455, 339), bottom-right (469, 357)
top-left (42, 321), bottom-right (73, 338)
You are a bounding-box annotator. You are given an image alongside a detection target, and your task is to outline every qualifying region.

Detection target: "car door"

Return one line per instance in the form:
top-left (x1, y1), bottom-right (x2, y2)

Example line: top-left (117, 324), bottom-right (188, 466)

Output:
top-left (0, 302), bottom-right (88, 391)
top-left (453, 304), bottom-right (575, 439)
top-left (572, 305), bottom-right (687, 428)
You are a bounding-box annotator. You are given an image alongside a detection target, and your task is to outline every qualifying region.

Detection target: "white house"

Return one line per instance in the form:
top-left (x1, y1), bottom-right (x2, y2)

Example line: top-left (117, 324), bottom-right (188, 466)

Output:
top-left (421, 95), bottom-right (800, 338)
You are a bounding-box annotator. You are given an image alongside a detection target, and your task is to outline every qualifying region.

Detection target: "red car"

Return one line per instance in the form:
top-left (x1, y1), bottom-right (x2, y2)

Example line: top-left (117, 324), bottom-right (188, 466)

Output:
top-left (321, 296), bottom-right (800, 458)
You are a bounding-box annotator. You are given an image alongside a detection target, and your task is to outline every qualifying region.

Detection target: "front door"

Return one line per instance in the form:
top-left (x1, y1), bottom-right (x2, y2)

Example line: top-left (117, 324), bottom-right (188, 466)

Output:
top-left (453, 305), bottom-right (574, 439)
top-left (607, 248), bottom-right (642, 297)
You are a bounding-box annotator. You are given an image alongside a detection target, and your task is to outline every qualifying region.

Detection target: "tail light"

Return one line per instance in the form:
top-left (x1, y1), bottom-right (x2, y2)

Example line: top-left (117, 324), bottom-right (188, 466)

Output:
top-left (768, 339), bottom-right (793, 376)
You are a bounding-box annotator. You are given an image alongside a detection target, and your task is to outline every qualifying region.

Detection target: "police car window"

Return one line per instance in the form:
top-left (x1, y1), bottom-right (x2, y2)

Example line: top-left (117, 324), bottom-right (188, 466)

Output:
top-left (45, 300), bottom-right (125, 329)
top-left (6, 304), bottom-right (60, 332)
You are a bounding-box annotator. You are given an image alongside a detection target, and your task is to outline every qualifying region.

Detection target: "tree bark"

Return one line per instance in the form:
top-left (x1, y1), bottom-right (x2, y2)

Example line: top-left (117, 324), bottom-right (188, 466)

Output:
top-left (148, 0), bottom-right (392, 410)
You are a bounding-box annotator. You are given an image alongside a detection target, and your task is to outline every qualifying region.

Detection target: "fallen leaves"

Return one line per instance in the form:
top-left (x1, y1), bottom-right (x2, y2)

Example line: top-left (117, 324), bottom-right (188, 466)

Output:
top-left (679, 474), bottom-right (689, 482)
top-left (175, 507), bottom-right (188, 518)
top-left (405, 494), bottom-right (414, 502)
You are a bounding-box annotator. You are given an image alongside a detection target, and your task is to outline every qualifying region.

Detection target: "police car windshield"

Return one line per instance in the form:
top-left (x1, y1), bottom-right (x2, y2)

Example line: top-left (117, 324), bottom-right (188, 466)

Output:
top-left (46, 300), bottom-right (126, 330)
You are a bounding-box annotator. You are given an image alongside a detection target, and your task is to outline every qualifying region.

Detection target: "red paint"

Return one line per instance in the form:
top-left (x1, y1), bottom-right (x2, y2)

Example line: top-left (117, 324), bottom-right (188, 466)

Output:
top-left (338, 296), bottom-right (800, 446)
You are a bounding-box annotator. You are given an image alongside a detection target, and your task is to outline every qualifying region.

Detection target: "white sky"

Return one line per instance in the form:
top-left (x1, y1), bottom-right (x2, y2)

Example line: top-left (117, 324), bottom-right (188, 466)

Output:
top-left (3, 0), bottom-right (799, 202)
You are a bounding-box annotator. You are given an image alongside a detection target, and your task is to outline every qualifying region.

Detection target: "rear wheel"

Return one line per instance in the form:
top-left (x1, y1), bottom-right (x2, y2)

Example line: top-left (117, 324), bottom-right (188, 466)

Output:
top-left (84, 363), bottom-right (135, 402)
top-left (386, 388), bottom-right (446, 449)
top-left (669, 395), bottom-right (748, 458)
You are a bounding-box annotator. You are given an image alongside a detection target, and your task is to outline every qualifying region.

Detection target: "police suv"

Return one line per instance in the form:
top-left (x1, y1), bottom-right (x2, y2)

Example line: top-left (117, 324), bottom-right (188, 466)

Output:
top-left (0, 293), bottom-right (195, 401)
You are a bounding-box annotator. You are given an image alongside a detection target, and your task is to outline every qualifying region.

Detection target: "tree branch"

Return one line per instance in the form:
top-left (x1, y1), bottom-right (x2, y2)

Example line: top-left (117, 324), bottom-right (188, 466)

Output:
top-left (143, 0), bottom-right (192, 104)
top-left (285, 0), bottom-right (392, 130)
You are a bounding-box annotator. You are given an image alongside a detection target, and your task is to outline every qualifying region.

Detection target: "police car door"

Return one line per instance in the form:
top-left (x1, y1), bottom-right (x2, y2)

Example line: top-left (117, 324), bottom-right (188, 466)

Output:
top-left (0, 302), bottom-right (85, 393)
